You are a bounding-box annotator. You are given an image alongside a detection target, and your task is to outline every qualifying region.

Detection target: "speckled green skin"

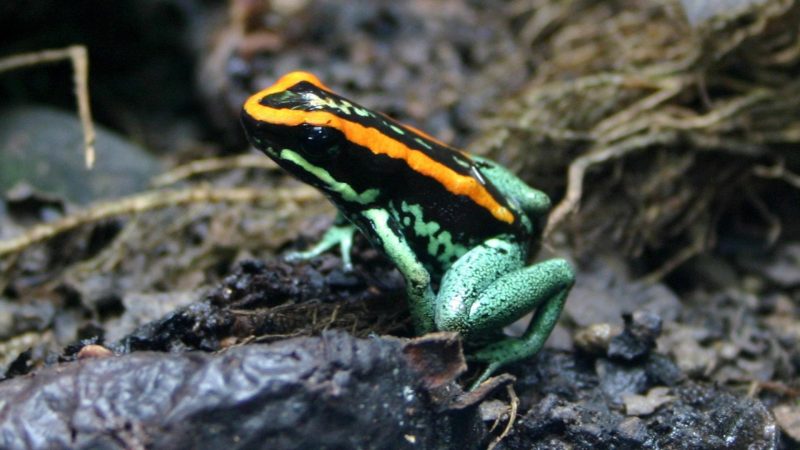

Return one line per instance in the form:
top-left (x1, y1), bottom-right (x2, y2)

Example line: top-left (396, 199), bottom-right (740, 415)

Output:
top-left (240, 82), bottom-right (575, 388)
top-left (281, 154), bottom-right (575, 387)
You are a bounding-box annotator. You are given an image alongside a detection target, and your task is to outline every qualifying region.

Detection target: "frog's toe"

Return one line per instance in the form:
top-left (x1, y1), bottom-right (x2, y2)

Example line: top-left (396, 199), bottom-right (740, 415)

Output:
top-left (284, 250), bottom-right (310, 262)
top-left (465, 349), bottom-right (495, 363)
top-left (468, 362), bottom-right (502, 390)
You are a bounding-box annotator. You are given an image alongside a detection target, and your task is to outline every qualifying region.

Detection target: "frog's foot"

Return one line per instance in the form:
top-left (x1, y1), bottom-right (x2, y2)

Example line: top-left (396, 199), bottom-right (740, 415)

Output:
top-left (469, 362), bottom-right (503, 390)
top-left (285, 222), bottom-right (357, 271)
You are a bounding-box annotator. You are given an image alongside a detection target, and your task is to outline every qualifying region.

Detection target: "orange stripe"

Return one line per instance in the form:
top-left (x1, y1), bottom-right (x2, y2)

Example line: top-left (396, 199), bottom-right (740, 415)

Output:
top-left (244, 74), bottom-right (514, 224)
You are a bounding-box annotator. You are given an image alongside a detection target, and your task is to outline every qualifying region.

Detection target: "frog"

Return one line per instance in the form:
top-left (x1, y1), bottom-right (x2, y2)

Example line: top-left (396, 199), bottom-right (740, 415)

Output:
top-left (240, 71), bottom-right (574, 387)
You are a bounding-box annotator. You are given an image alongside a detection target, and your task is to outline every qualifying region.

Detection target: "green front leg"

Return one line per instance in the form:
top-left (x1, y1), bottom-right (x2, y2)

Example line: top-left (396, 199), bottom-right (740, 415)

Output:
top-left (362, 208), bottom-right (437, 334)
top-left (285, 212), bottom-right (357, 270)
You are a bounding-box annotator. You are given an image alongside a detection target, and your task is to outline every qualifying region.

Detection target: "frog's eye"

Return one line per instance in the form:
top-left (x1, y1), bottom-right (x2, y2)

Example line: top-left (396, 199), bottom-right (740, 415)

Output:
top-left (299, 125), bottom-right (342, 162)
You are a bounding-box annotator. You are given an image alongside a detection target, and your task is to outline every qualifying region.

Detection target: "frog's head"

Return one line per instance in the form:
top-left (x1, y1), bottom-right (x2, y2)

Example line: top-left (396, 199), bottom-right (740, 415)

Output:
top-left (241, 71), bottom-right (353, 187)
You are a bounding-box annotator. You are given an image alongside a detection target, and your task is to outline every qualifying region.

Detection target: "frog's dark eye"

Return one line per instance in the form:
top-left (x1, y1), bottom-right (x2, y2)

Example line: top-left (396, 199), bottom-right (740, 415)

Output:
top-left (299, 125), bottom-right (342, 162)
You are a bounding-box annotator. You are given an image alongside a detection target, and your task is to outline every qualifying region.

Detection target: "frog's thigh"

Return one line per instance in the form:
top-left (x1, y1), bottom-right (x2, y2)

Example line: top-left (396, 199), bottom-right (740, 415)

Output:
top-left (362, 208), bottom-right (436, 334)
top-left (466, 258), bottom-right (573, 336)
top-left (467, 258), bottom-right (573, 388)
top-left (436, 237), bottom-right (524, 332)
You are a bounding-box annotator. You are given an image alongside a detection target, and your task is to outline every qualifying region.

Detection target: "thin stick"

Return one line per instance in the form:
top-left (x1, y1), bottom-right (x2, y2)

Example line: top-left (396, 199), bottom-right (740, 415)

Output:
top-left (151, 154), bottom-right (278, 187)
top-left (639, 238), bottom-right (704, 284)
top-left (754, 161), bottom-right (800, 189)
top-left (0, 185), bottom-right (318, 257)
top-left (487, 384), bottom-right (519, 450)
top-left (0, 45), bottom-right (96, 168)
top-left (545, 132), bottom-right (677, 237)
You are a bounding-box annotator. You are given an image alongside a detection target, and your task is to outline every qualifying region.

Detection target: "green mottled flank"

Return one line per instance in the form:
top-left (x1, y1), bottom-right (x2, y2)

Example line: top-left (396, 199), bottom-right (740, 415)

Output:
top-left (400, 201), bottom-right (467, 266)
top-left (245, 87), bottom-right (575, 392)
top-left (363, 208), bottom-right (437, 333)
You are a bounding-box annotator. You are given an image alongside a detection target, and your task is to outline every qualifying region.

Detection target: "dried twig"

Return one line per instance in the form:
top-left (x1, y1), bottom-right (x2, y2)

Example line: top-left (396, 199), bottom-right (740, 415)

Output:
top-left (151, 154), bottom-right (278, 187)
top-left (487, 384), bottom-right (519, 450)
top-left (0, 45), bottom-right (96, 168)
top-left (545, 131), bottom-right (678, 237)
top-left (0, 185), bottom-right (318, 257)
top-left (754, 161), bottom-right (800, 189)
top-left (639, 238), bottom-right (705, 284)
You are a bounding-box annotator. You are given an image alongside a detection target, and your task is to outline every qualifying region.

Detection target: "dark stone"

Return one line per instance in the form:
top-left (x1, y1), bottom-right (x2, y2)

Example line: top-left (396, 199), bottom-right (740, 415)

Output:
top-left (608, 311), bottom-right (662, 362)
top-left (325, 269), bottom-right (364, 289)
top-left (596, 358), bottom-right (650, 406)
top-left (645, 354), bottom-right (685, 387)
top-left (0, 331), bottom-right (486, 450)
top-left (0, 106), bottom-right (161, 205)
top-left (112, 300), bottom-right (234, 354)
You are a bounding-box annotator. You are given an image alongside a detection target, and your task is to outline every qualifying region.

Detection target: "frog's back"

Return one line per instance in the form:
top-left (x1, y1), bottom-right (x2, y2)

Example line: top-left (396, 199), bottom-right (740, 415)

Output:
top-left (387, 165), bottom-right (527, 278)
top-left (305, 106), bottom-right (529, 276)
top-left (331, 135), bottom-right (528, 277)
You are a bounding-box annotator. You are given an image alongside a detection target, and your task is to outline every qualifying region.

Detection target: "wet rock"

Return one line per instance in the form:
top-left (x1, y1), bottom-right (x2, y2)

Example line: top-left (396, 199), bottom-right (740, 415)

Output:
top-left (104, 291), bottom-right (199, 342)
top-left (656, 383), bottom-right (778, 448)
top-left (0, 106), bottom-right (161, 205)
top-left (596, 358), bottom-right (650, 406)
top-left (507, 392), bottom-right (622, 449)
top-left (608, 311), bottom-right (661, 361)
top-left (644, 354), bottom-right (685, 387)
top-left (0, 298), bottom-right (55, 339)
top-left (0, 331), bottom-right (485, 450)
top-left (111, 299), bottom-right (233, 354)
top-left (615, 417), bottom-right (651, 447)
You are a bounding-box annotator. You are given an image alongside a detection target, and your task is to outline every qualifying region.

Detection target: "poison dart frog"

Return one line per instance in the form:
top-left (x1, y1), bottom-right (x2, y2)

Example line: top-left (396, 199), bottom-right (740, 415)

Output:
top-left (241, 71), bottom-right (575, 387)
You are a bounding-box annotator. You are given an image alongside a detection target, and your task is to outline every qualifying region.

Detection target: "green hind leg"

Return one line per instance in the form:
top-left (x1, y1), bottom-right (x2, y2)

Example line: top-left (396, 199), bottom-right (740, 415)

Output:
top-left (435, 238), bottom-right (574, 389)
top-left (466, 259), bottom-right (574, 388)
